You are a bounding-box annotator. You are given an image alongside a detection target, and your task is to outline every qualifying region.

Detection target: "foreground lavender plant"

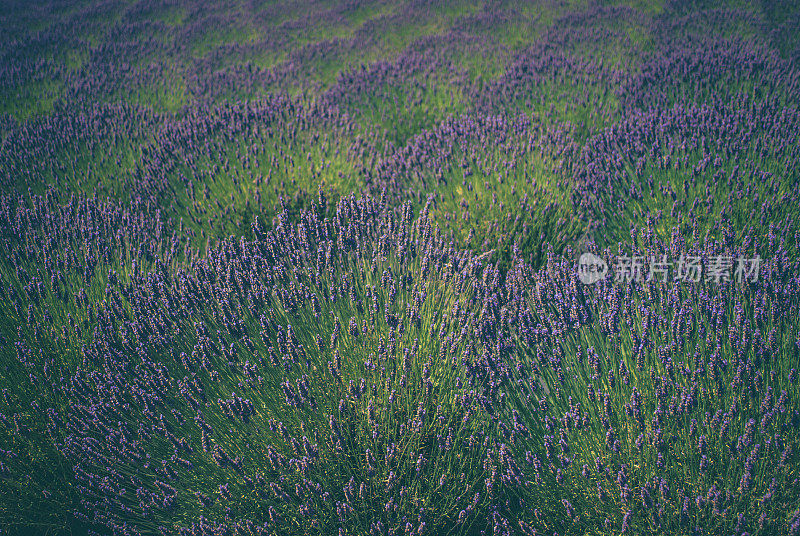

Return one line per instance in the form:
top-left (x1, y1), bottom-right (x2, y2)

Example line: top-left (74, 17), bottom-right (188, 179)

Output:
top-left (28, 195), bottom-right (508, 534)
top-left (498, 233), bottom-right (800, 534)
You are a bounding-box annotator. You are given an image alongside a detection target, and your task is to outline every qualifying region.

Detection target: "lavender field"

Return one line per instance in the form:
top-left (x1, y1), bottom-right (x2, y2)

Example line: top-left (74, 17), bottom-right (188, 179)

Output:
top-left (1, 1), bottom-right (799, 534)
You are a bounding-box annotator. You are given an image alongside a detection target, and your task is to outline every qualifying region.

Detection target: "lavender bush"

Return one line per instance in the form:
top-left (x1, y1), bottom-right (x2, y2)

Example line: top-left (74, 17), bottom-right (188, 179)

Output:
top-left (499, 234), bottom-right (800, 534)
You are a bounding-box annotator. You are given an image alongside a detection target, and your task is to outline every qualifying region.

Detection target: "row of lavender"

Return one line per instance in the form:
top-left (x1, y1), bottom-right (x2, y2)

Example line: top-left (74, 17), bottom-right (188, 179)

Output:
top-left (1, 185), bottom-right (798, 534)
top-left (2, 6), bottom-right (798, 255)
top-left (2, 2), bottom-right (797, 114)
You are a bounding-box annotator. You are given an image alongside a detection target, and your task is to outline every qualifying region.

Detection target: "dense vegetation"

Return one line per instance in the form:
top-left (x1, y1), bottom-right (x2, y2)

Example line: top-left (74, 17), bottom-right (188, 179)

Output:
top-left (1, 0), bottom-right (799, 534)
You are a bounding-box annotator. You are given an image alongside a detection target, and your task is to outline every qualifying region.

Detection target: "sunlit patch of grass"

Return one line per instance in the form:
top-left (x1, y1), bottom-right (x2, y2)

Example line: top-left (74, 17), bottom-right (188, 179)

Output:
top-left (625, 25), bottom-right (653, 49)
top-left (374, 16), bottom-right (440, 55)
top-left (381, 115), bottom-right (585, 268)
top-left (595, 148), bottom-right (799, 256)
top-left (487, 75), bottom-right (621, 144)
top-left (519, 0), bottom-right (593, 27)
top-left (439, 1), bottom-right (483, 21)
top-left (125, 77), bottom-right (188, 113)
top-left (123, 1), bottom-right (188, 27)
top-left (190, 25), bottom-right (262, 59)
top-left (64, 47), bottom-right (91, 70)
top-left (294, 41), bottom-right (354, 92)
top-left (366, 2), bottom-right (482, 57)
top-left (497, 18), bottom-right (548, 51)
top-left (361, 81), bottom-right (466, 148)
top-left (608, 0), bottom-right (665, 16)
top-left (155, 4), bottom-right (188, 26)
top-left (245, 48), bottom-right (287, 70)
top-left (0, 78), bottom-right (63, 122)
top-left (283, 2), bottom-right (396, 44)
top-left (459, 47), bottom-right (510, 86)
top-left (431, 147), bottom-right (582, 269)
top-left (341, 0), bottom-right (396, 26)
top-left (147, 110), bottom-right (372, 245)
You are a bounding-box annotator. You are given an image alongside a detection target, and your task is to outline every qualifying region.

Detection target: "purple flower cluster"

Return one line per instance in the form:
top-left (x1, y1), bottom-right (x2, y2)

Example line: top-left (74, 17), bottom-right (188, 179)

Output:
top-left (497, 225), bottom-right (800, 533)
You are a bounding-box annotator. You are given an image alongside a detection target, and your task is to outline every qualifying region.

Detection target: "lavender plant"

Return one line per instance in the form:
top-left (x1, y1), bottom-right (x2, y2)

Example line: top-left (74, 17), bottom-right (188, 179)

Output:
top-left (6, 194), bottom-right (512, 534)
top-left (497, 233), bottom-right (800, 534)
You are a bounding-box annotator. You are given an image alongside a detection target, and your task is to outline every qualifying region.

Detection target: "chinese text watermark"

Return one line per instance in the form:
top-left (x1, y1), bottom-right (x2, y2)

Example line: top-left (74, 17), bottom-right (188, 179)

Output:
top-left (578, 253), bottom-right (760, 285)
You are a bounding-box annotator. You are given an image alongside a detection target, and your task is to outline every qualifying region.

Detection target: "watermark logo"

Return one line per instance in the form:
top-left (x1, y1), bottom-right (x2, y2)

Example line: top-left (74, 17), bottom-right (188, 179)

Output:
top-left (577, 253), bottom-right (761, 284)
top-left (578, 252), bottom-right (609, 285)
